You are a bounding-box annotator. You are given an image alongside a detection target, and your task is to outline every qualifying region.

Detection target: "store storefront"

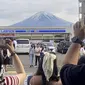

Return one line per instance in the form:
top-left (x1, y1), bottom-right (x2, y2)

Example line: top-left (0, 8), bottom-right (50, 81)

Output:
top-left (0, 26), bottom-right (73, 42)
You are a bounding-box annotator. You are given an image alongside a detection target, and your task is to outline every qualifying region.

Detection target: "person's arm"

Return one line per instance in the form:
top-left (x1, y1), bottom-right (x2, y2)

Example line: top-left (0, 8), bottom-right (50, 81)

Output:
top-left (63, 22), bottom-right (85, 65)
top-left (12, 53), bottom-right (26, 85)
top-left (60, 22), bottom-right (85, 85)
top-left (6, 40), bottom-right (26, 85)
top-left (63, 43), bottom-right (81, 65)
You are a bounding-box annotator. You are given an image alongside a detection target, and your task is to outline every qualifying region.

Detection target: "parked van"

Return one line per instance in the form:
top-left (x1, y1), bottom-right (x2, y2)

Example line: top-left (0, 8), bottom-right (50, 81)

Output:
top-left (15, 39), bottom-right (31, 53)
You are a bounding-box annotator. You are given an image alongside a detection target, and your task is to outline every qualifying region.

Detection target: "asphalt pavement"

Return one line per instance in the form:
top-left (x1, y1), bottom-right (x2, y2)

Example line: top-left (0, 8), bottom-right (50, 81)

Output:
top-left (5, 52), bottom-right (65, 74)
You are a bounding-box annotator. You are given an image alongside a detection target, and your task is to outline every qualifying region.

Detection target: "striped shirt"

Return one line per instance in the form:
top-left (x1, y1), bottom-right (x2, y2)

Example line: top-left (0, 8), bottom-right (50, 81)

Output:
top-left (4, 75), bottom-right (19, 85)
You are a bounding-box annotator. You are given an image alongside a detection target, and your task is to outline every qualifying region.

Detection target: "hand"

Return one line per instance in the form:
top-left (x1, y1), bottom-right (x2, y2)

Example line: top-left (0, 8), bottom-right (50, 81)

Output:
top-left (6, 40), bottom-right (15, 54)
top-left (73, 21), bottom-right (85, 40)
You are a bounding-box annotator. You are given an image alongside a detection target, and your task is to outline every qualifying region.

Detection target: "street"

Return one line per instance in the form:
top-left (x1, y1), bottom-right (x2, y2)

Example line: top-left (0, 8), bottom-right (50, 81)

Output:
top-left (5, 52), bottom-right (65, 74)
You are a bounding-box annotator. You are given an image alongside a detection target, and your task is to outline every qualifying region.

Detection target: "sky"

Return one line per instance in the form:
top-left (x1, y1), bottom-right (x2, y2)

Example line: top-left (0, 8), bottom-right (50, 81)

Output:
top-left (0, 0), bottom-right (79, 26)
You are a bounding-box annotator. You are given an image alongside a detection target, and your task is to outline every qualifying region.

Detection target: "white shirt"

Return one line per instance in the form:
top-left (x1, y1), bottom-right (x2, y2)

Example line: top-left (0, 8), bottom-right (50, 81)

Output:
top-left (35, 47), bottom-right (41, 56)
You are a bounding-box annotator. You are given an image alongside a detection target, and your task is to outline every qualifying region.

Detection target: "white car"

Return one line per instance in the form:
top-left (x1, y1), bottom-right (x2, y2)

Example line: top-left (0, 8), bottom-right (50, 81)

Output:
top-left (15, 39), bottom-right (31, 53)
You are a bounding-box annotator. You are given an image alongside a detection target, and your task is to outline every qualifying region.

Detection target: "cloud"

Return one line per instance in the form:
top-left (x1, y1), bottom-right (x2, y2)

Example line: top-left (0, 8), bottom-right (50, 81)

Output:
top-left (0, 0), bottom-right (78, 26)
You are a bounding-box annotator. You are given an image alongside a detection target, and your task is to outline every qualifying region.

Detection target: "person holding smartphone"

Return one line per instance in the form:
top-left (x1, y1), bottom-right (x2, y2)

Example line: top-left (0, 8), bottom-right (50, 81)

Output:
top-left (0, 39), bottom-right (26, 85)
top-left (60, 21), bottom-right (85, 85)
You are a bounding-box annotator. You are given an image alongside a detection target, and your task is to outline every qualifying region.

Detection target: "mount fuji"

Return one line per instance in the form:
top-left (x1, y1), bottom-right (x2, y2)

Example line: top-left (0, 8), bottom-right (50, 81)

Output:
top-left (11, 11), bottom-right (73, 27)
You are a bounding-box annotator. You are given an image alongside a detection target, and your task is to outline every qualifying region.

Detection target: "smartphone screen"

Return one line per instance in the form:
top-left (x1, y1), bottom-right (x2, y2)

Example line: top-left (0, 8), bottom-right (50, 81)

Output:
top-left (0, 39), bottom-right (5, 46)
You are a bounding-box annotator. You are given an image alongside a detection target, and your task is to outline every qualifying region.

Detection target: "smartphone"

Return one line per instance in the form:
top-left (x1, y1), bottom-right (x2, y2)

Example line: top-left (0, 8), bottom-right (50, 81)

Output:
top-left (81, 16), bottom-right (85, 27)
top-left (0, 39), bottom-right (9, 48)
top-left (79, 0), bottom-right (85, 28)
top-left (0, 39), bottom-right (5, 46)
top-left (5, 39), bottom-right (11, 45)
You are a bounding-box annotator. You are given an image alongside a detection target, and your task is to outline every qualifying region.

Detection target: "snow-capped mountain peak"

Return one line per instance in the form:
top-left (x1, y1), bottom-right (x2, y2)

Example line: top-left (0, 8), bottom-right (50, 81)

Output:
top-left (30, 11), bottom-right (56, 21)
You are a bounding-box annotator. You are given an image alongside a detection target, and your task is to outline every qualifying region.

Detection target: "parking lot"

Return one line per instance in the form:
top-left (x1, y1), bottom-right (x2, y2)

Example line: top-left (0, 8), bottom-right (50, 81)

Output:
top-left (5, 50), bottom-right (65, 85)
top-left (17, 52), bottom-right (65, 73)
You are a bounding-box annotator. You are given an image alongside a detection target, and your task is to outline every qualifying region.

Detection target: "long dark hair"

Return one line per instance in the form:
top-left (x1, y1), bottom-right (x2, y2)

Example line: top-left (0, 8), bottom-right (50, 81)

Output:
top-left (36, 52), bottom-right (59, 85)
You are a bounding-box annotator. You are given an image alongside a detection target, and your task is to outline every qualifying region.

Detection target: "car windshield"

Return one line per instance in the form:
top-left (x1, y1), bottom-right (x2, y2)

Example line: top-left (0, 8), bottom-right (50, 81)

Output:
top-left (65, 42), bottom-right (71, 46)
top-left (16, 40), bottom-right (29, 44)
top-left (46, 43), bottom-right (53, 46)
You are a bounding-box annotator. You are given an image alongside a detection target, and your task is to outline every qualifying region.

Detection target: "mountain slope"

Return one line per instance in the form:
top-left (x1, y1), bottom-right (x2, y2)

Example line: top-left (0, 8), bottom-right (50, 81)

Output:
top-left (11, 11), bottom-right (73, 27)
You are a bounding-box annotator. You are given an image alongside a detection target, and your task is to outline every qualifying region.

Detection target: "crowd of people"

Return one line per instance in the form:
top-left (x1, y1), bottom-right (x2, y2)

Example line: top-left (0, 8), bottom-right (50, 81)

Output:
top-left (29, 43), bottom-right (45, 68)
top-left (0, 21), bottom-right (85, 85)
